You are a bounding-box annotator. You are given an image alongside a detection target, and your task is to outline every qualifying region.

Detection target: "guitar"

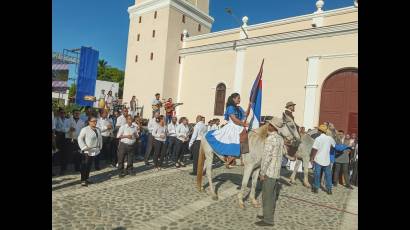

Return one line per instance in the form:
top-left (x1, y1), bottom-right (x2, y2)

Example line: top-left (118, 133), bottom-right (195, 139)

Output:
top-left (165, 103), bottom-right (183, 113)
top-left (152, 99), bottom-right (165, 111)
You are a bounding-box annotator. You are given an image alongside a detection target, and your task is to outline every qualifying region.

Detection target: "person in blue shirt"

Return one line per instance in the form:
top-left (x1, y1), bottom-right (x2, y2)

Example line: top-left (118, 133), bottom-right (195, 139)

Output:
top-left (205, 93), bottom-right (251, 168)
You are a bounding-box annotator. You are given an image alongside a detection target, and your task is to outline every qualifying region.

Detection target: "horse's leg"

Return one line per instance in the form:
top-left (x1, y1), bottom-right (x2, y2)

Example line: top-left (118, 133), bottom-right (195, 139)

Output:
top-left (237, 161), bottom-right (254, 209)
top-left (302, 159), bottom-right (311, 188)
top-left (205, 152), bottom-right (218, 200)
top-left (290, 160), bottom-right (301, 184)
top-left (250, 167), bottom-right (261, 208)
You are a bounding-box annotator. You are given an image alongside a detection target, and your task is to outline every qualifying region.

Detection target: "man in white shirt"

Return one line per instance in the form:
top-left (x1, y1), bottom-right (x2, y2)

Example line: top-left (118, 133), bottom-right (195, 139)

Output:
top-left (97, 109), bottom-right (114, 167)
top-left (310, 124), bottom-right (336, 194)
top-left (166, 116), bottom-right (178, 164)
top-left (117, 115), bottom-right (139, 177)
top-left (61, 109), bottom-right (85, 175)
top-left (144, 111), bottom-right (160, 165)
top-left (189, 115), bottom-right (207, 175)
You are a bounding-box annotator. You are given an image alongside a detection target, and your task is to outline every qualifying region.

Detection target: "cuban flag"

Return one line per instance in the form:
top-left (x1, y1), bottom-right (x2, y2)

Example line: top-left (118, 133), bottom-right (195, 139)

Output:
top-left (248, 59), bottom-right (264, 131)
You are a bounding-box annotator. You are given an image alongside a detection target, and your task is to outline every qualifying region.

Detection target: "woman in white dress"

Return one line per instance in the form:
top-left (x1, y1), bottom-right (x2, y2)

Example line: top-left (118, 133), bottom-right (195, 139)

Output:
top-left (205, 93), bottom-right (251, 168)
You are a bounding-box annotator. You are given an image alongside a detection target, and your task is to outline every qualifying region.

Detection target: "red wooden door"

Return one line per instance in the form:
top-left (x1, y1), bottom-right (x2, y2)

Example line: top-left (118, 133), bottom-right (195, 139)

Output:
top-left (319, 69), bottom-right (358, 134)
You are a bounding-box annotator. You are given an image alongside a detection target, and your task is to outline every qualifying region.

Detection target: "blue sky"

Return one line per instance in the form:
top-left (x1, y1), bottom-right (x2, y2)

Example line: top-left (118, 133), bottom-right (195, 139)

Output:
top-left (53, 0), bottom-right (354, 71)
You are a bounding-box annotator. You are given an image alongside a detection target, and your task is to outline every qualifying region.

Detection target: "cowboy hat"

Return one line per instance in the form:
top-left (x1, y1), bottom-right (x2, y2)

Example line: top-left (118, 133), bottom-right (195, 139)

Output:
top-left (266, 117), bottom-right (283, 130)
top-left (318, 124), bottom-right (328, 133)
top-left (285, 101), bottom-right (296, 108)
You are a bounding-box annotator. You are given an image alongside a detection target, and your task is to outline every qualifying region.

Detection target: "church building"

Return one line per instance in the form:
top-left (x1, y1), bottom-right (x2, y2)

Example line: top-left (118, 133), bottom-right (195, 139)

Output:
top-left (123, 0), bottom-right (358, 134)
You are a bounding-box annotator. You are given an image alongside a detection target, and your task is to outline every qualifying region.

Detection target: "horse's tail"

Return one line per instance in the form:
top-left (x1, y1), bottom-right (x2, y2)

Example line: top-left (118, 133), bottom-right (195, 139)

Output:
top-left (196, 140), bottom-right (206, 191)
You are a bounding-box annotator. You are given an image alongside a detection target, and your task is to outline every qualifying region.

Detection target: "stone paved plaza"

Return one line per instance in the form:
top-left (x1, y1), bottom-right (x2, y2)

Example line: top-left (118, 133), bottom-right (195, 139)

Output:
top-left (52, 160), bottom-right (357, 230)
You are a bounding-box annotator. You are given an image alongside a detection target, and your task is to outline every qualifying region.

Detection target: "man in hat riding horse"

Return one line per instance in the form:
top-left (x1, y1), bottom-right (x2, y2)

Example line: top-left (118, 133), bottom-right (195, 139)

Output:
top-left (282, 101), bottom-right (300, 160)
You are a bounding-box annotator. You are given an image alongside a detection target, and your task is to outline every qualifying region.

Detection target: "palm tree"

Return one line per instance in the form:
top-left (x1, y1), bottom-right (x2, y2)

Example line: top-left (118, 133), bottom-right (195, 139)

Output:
top-left (98, 59), bottom-right (108, 69)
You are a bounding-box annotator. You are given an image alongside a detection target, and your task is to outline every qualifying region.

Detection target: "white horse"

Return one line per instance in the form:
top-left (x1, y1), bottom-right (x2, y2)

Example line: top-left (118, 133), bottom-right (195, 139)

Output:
top-left (196, 122), bottom-right (295, 208)
top-left (287, 124), bottom-right (339, 188)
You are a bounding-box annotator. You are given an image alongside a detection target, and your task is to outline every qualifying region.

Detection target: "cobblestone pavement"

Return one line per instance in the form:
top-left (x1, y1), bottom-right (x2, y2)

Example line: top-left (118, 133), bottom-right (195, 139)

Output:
top-left (52, 160), bottom-right (358, 230)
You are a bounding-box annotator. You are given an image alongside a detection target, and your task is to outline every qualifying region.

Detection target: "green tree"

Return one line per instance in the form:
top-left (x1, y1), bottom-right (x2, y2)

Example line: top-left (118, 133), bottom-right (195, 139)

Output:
top-left (68, 83), bottom-right (76, 98)
top-left (96, 60), bottom-right (124, 98)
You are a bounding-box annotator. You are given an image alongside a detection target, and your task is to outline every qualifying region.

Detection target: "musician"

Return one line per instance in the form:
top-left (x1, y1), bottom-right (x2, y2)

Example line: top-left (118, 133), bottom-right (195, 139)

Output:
top-left (130, 96), bottom-right (137, 118)
top-left (97, 109), bottom-right (114, 167)
top-left (105, 91), bottom-right (114, 112)
top-left (152, 93), bottom-right (162, 117)
top-left (164, 98), bottom-right (174, 124)
top-left (189, 115), bottom-right (207, 175)
top-left (166, 116), bottom-right (178, 163)
top-left (62, 109), bottom-right (85, 175)
top-left (175, 117), bottom-right (190, 168)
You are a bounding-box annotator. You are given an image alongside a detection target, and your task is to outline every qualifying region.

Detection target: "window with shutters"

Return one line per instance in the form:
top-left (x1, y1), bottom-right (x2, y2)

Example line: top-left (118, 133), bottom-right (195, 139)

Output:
top-left (135, 55), bottom-right (138, 62)
top-left (154, 11), bottom-right (157, 19)
top-left (152, 30), bottom-right (155, 38)
top-left (198, 24), bottom-right (201, 32)
top-left (139, 16), bottom-right (142, 23)
top-left (214, 83), bottom-right (226, 115)
top-left (182, 15), bottom-right (185, 23)
top-left (137, 34), bottom-right (140, 41)
top-left (150, 52), bottom-right (154, 60)
top-left (180, 33), bottom-right (184, 41)
top-left (178, 56), bottom-right (181, 64)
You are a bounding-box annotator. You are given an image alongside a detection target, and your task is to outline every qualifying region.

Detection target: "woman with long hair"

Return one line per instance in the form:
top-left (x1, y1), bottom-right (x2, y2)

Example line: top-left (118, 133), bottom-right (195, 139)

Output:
top-left (152, 115), bottom-right (167, 171)
top-left (205, 93), bottom-right (251, 168)
top-left (175, 117), bottom-right (190, 168)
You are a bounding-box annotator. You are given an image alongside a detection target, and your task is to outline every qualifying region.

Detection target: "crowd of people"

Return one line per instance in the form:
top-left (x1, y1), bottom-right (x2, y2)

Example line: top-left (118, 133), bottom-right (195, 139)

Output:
top-left (51, 94), bottom-right (227, 185)
top-left (51, 92), bottom-right (357, 193)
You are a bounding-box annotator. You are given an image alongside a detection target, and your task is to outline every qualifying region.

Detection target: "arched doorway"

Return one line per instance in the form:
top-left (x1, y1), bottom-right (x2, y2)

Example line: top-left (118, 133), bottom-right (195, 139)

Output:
top-left (319, 68), bottom-right (358, 135)
top-left (214, 83), bottom-right (226, 115)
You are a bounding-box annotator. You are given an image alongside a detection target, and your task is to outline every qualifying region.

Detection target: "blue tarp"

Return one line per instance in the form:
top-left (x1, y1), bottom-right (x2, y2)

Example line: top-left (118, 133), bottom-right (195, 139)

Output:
top-left (76, 47), bottom-right (99, 107)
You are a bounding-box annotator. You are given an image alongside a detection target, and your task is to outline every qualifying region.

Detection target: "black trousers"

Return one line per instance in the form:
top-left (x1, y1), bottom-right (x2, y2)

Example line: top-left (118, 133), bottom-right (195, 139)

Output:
top-left (117, 142), bottom-right (135, 171)
top-left (80, 154), bottom-right (95, 181)
top-left (144, 133), bottom-right (155, 163)
top-left (153, 139), bottom-right (167, 167)
top-left (175, 139), bottom-right (188, 163)
top-left (191, 140), bottom-right (201, 174)
top-left (333, 162), bottom-right (350, 186)
top-left (61, 139), bottom-right (81, 172)
top-left (166, 136), bottom-right (177, 162)
top-left (101, 136), bottom-right (112, 161)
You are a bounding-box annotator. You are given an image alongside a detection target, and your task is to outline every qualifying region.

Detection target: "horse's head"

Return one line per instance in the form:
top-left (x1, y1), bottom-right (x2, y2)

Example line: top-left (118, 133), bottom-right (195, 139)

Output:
top-left (280, 118), bottom-right (301, 142)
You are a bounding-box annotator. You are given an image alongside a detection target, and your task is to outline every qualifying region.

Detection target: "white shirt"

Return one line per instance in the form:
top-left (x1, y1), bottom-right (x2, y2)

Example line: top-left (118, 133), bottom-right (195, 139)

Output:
top-left (117, 123), bottom-right (138, 145)
top-left (105, 95), bottom-right (113, 104)
top-left (152, 125), bottom-right (167, 142)
top-left (97, 117), bottom-right (113, 137)
top-left (54, 116), bottom-right (66, 132)
top-left (78, 126), bottom-right (103, 156)
top-left (176, 124), bottom-right (189, 142)
top-left (208, 124), bottom-right (219, 131)
top-left (65, 117), bottom-right (85, 140)
top-left (147, 117), bottom-right (159, 133)
top-left (116, 114), bottom-right (127, 128)
top-left (189, 121), bottom-right (208, 148)
top-left (167, 122), bottom-right (177, 137)
top-left (312, 133), bottom-right (336, 166)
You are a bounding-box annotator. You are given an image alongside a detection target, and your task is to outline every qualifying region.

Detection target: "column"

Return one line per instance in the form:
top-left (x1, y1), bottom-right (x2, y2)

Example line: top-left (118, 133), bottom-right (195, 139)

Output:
top-left (303, 56), bottom-right (320, 129)
top-left (233, 47), bottom-right (246, 94)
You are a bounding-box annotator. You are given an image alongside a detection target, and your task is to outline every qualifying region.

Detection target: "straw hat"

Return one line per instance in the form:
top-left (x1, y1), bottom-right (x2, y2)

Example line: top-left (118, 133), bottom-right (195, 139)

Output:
top-left (266, 117), bottom-right (284, 130)
top-left (318, 124), bottom-right (328, 133)
top-left (285, 101), bottom-right (296, 108)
